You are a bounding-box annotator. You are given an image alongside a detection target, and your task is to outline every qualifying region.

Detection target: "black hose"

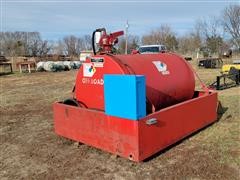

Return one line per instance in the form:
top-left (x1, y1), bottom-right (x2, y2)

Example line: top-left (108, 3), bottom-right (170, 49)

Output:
top-left (92, 28), bottom-right (106, 55)
top-left (92, 30), bottom-right (97, 55)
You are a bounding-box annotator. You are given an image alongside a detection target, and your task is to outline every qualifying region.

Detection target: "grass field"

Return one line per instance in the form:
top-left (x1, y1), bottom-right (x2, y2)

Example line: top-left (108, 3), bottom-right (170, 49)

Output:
top-left (0, 65), bottom-right (239, 179)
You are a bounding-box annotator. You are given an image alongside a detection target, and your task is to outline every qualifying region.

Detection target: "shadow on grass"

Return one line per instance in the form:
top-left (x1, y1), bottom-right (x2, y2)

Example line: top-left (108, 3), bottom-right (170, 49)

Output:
top-left (217, 101), bottom-right (228, 121)
top-left (0, 72), bottom-right (13, 76)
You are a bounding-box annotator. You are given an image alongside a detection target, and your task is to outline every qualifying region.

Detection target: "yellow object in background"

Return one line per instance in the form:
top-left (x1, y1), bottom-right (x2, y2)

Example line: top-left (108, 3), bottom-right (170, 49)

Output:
top-left (221, 64), bottom-right (240, 74)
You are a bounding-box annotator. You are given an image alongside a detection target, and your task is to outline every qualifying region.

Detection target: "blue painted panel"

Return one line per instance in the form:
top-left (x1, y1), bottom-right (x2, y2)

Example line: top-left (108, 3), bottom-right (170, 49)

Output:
top-left (104, 74), bottom-right (146, 120)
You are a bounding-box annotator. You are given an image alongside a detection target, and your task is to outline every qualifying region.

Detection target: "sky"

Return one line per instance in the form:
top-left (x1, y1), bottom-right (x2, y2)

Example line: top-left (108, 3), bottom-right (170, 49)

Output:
top-left (1, 0), bottom-right (239, 41)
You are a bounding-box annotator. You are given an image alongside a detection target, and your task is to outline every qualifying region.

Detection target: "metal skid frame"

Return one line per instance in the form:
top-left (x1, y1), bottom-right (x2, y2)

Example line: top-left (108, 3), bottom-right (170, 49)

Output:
top-left (53, 91), bottom-right (218, 162)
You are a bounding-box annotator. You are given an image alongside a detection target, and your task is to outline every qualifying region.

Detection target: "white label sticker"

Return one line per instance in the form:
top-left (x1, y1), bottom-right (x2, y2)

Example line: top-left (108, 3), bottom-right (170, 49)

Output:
top-left (91, 57), bottom-right (104, 67)
top-left (152, 61), bottom-right (170, 75)
top-left (83, 63), bottom-right (96, 77)
top-left (93, 62), bottom-right (104, 67)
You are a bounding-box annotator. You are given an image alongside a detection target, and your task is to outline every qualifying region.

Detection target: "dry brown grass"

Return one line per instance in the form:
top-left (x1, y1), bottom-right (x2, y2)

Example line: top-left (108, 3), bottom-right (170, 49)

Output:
top-left (0, 65), bottom-right (239, 179)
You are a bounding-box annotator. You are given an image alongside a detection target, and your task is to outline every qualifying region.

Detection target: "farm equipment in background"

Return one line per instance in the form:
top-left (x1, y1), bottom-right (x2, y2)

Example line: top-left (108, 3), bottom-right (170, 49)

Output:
top-left (221, 49), bottom-right (232, 58)
top-left (221, 60), bottom-right (240, 74)
top-left (0, 56), bottom-right (13, 75)
top-left (184, 56), bottom-right (192, 61)
top-left (198, 57), bottom-right (223, 68)
top-left (53, 28), bottom-right (218, 162)
top-left (209, 60), bottom-right (240, 90)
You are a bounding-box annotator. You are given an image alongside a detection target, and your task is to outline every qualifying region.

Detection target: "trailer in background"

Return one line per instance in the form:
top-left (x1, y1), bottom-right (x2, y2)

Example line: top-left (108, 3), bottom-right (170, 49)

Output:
top-left (198, 57), bottom-right (223, 69)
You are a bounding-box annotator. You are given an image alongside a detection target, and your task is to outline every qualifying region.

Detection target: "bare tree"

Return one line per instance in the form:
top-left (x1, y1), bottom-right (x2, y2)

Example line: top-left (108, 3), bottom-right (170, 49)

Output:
top-left (195, 17), bottom-right (223, 54)
top-left (27, 32), bottom-right (42, 56)
top-left (38, 40), bottom-right (51, 56)
top-left (142, 25), bottom-right (178, 51)
top-left (117, 35), bottom-right (140, 54)
top-left (52, 40), bottom-right (65, 55)
top-left (0, 31), bottom-right (51, 57)
top-left (176, 19), bottom-right (205, 55)
top-left (81, 35), bottom-right (92, 50)
top-left (0, 32), bottom-right (27, 56)
top-left (178, 32), bottom-right (202, 55)
top-left (222, 4), bottom-right (240, 48)
top-left (63, 35), bottom-right (82, 58)
top-left (196, 16), bottom-right (223, 39)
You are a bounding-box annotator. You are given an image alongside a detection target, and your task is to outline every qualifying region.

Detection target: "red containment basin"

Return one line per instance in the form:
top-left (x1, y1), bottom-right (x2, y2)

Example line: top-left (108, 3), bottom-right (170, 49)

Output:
top-left (54, 28), bottom-right (218, 162)
top-left (75, 53), bottom-right (195, 113)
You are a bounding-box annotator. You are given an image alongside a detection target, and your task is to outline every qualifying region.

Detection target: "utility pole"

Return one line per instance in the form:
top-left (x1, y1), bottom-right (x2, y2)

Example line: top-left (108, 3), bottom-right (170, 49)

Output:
top-left (125, 20), bottom-right (129, 54)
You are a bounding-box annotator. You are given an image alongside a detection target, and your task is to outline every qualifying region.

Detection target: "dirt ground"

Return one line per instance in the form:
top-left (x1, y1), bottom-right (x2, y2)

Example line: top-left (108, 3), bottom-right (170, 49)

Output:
top-left (0, 66), bottom-right (239, 179)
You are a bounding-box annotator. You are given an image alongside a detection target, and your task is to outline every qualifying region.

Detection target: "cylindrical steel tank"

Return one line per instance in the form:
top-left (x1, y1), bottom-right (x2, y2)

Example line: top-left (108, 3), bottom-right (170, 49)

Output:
top-left (75, 53), bottom-right (195, 113)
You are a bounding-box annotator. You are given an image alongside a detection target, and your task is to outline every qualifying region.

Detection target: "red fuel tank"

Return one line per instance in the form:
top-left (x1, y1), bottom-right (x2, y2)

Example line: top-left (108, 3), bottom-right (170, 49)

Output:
top-left (75, 53), bottom-right (195, 113)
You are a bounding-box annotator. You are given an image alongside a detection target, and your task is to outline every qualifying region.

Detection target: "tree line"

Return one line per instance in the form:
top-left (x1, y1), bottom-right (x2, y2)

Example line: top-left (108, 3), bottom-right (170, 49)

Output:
top-left (119, 4), bottom-right (239, 56)
top-left (0, 4), bottom-right (239, 58)
top-left (0, 32), bottom-right (92, 59)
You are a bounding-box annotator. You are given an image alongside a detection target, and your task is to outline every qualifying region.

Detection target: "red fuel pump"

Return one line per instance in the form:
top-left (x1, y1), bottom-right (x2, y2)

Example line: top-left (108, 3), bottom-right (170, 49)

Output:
top-left (53, 28), bottom-right (218, 162)
top-left (92, 28), bottom-right (124, 54)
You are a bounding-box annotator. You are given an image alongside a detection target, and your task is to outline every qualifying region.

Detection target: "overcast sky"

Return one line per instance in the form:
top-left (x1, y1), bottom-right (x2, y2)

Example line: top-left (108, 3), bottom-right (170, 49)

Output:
top-left (1, 0), bottom-right (238, 40)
